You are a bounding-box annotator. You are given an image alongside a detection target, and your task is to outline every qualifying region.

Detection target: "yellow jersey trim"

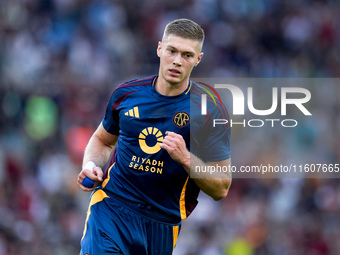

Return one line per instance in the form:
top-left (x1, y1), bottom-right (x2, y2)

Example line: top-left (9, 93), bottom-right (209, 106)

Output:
top-left (179, 177), bottom-right (189, 219)
top-left (81, 189), bottom-right (109, 240)
top-left (185, 81), bottom-right (192, 95)
top-left (102, 163), bottom-right (114, 188)
top-left (173, 225), bottom-right (179, 250)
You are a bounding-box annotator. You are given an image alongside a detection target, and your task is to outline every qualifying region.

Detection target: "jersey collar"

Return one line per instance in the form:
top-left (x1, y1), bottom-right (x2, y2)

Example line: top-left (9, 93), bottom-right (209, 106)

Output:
top-left (151, 76), bottom-right (191, 102)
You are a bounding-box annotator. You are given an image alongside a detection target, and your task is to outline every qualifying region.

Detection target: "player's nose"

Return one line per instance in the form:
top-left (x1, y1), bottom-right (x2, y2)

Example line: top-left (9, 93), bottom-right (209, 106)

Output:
top-left (173, 54), bottom-right (182, 66)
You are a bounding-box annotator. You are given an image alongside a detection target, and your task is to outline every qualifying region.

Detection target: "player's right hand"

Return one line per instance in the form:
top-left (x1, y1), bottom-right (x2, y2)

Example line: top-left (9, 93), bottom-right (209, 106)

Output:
top-left (77, 166), bottom-right (104, 192)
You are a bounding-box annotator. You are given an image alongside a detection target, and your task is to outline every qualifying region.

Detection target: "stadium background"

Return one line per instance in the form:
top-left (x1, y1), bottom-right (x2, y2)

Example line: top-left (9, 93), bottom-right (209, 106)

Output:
top-left (0, 0), bottom-right (340, 254)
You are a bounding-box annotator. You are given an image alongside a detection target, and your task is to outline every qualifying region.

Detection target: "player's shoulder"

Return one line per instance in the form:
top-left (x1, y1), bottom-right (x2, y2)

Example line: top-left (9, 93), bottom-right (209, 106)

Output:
top-left (191, 81), bottom-right (223, 107)
top-left (109, 75), bottom-right (156, 99)
top-left (116, 75), bottom-right (156, 91)
top-left (190, 81), bottom-right (229, 119)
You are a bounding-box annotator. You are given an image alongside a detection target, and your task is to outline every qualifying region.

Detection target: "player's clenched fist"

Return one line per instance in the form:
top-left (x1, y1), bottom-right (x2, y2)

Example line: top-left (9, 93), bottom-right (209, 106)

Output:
top-left (160, 131), bottom-right (190, 168)
top-left (77, 164), bottom-right (103, 192)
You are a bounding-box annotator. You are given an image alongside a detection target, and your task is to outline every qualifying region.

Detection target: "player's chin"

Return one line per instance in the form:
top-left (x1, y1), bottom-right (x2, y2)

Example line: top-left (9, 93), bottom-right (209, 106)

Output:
top-left (166, 75), bottom-right (183, 85)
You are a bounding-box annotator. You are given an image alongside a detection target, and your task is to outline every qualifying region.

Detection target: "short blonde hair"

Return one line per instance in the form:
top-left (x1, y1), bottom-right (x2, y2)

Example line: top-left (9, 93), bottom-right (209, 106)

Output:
top-left (162, 19), bottom-right (205, 48)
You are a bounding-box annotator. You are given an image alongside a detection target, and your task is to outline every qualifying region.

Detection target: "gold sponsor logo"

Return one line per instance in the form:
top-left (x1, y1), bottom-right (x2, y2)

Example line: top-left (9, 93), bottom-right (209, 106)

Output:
top-left (138, 127), bottom-right (163, 154)
top-left (129, 156), bottom-right (163, 174)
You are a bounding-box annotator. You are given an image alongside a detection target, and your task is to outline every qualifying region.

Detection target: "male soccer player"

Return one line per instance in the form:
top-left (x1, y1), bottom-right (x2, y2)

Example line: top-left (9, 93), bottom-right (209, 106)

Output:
top-left (77, 18), bottom-right (231, 255)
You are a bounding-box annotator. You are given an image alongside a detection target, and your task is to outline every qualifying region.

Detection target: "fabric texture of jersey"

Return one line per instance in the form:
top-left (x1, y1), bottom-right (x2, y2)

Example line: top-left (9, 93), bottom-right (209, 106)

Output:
top-left (101, 75), bottom-right (230, 221)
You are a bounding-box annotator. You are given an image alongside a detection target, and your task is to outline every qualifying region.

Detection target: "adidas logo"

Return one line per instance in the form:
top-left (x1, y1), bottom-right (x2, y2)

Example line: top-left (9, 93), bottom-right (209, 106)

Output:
top-left (125, 106), bottom-right (140, 118)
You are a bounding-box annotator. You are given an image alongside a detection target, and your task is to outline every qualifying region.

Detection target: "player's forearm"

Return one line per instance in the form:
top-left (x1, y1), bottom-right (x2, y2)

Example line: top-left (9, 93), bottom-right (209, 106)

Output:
top-left (82, 133), bottom-right (115, 169)
top-left (183, 154), bottom-right (232, 201)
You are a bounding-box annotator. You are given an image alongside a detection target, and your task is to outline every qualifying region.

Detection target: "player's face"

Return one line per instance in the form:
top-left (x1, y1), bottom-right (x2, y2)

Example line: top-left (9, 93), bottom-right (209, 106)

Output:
top-left (157, 35), bottom-right (203, 87)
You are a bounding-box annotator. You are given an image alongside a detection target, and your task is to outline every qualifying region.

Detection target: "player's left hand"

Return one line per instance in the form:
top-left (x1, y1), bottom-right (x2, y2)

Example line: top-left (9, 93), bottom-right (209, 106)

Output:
top-left (160, 131), bottom-right (190, 169)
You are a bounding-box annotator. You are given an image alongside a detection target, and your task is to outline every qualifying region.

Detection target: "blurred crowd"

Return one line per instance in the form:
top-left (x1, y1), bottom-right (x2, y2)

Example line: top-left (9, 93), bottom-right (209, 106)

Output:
top-left (0, 0), bottom-right (340, 254)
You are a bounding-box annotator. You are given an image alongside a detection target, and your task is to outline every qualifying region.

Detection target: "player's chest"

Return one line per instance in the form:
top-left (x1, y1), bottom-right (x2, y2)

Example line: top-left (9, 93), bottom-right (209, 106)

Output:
top-left (118, 96), bottom-right (190, 141)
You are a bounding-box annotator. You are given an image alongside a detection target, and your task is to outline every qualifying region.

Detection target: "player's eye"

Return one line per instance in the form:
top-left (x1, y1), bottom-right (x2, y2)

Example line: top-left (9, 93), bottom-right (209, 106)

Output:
top-left (183, 54), bottom-right (192, 59)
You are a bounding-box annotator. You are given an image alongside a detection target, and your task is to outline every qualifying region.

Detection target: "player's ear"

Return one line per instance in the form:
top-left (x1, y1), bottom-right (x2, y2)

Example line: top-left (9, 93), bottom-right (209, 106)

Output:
top-left (157, 41), bottom-right (162, 57)
top-left (195, 52), bottom-right (204, 66)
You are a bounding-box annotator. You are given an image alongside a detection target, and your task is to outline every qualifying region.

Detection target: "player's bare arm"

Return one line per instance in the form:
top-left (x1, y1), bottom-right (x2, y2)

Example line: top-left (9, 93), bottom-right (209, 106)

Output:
top-left (77, 122), bottom-right (118, 191)
top-left (160, 131), bottom-right (231, 201)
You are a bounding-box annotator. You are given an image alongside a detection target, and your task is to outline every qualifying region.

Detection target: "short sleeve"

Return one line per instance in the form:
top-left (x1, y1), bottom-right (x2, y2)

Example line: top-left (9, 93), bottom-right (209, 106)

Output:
top-left (102, 90), bottom-right (121, 135)
top-left (193, 100), bottom-right (231, 162)
top-left (202, 106), bottom-right (231, 161)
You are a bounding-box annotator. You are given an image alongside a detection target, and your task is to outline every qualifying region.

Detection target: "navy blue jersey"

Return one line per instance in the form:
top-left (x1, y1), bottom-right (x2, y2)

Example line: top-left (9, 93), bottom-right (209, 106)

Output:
top-left (101, 75), bottom-right (230, 220)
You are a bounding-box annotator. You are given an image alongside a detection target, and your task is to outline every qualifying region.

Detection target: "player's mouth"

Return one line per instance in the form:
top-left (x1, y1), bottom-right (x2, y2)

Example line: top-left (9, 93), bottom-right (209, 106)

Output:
top-left (168, 69), bottom-right (181, 77)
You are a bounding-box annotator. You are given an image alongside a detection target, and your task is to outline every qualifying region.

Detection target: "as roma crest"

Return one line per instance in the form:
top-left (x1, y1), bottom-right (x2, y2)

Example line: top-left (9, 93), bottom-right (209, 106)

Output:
top-left (173, 111), bottom-right (190, 127)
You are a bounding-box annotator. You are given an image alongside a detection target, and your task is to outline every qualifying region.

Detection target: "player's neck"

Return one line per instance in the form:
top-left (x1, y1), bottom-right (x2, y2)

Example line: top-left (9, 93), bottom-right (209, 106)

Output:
top-left (154, 76), bottom-right (189, 97)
